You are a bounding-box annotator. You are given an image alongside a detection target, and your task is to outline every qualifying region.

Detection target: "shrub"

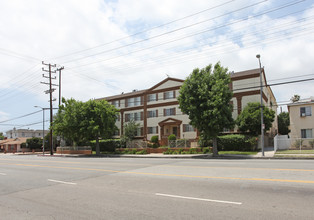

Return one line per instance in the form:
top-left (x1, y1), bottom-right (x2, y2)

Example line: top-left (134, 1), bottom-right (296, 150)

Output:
top-left (151, 135), bottom-right (159, 144)
top-left (198, 135), bottom-right (213, 148)
top-left (26, 137), bottom-right (43, 150)
top-left (168, 134), bottom-right (176, 141)
top-left (309, 140), bottom-right (314, 149)
top-left (202, 147), bottom-right (211, 154)
top-left (217, 134), bottom-right (257, 151)
top-left (136, 149), bottom-right (147, 154)
top-left (293, 139), bottom-right (304, 148)
top-left (90, 139), bottom-right (121, 152)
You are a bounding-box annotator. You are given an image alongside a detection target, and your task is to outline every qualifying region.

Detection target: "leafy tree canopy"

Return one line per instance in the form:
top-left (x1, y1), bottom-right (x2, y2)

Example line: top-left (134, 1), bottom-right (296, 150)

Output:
top-left (236, 102), bottom-right (275, 136)
top-left (121, 120), bottom-right (140, 143)
top-left (290, 94), bottom-right (300, 103)
top-left (26, 137), bottom-right (43, 149)
top-left (53, 98), bottom-right (118, 154)
top-left (278, 112), bottom-right (290, 135)
top-left (0, 132), bottom-right (4, 140)
top-left (178, 62), bottom-right (234, 156)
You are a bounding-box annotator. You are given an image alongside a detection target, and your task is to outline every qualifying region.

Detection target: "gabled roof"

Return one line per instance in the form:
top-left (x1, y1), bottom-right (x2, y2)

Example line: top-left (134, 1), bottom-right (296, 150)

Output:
top-left (100, 77), bottom-right (183, 101)
top-left (147, 77), bottom-right (184, 91)
top-left (158, 117), bottom-right (182, 126)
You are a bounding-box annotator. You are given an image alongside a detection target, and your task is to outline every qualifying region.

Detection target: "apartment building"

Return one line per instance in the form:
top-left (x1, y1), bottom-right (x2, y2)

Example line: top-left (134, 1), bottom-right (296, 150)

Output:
top-left (288, 97), bottom-right (314, 139)
top-left (99, 68), bottom-right (277, 145)
top-left (6, 128), bottom-right (49, 139)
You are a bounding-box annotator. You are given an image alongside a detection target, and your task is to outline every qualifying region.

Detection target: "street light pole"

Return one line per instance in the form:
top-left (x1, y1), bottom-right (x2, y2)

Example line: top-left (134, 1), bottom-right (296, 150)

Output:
top-left (256, 54), bottom-right (264, 157)
top-left (34, 106), bottom-right (45, 155)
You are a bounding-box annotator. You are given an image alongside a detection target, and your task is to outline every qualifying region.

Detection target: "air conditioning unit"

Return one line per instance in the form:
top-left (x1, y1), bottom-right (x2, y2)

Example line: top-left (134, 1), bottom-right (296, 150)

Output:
top-left (301, 113), bottom-right (306, 117)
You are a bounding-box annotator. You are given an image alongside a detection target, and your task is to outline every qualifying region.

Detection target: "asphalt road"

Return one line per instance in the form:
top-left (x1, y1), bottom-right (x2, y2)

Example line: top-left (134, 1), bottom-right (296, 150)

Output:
top-left (0, 154), bottom-right (314, 220)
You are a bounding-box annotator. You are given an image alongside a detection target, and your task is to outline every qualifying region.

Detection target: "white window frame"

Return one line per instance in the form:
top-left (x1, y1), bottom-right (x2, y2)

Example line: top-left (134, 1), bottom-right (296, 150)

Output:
top-left (301, 129), bottom-right (313, 138)
top-left (147, 94), bottom-right (157, 102)
top-left (164, 91), bottom-right (174, 100)
top-left (147, 110), bottom-right (157, 118)
top-left (148, 127), bottom-right (157, 134)
top-left (164, 108), bottom-right (175, 116)
top-left (300, 106), bottom-right (311, 117)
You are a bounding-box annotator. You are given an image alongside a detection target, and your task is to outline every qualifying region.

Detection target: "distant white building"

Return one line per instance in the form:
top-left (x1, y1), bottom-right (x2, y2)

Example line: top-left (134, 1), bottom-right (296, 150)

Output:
top-left (6, 128), bottom-right (49, 139)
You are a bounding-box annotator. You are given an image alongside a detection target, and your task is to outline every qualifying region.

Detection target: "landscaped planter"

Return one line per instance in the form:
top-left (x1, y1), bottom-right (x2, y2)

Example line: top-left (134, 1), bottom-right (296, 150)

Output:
top-left (117, 147), bottom-right (203, 154)
top-left (56, 146), bottom-right (92, 155)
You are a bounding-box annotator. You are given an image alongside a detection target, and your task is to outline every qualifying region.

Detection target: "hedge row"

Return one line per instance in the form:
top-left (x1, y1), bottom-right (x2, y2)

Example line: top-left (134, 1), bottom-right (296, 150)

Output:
top-left (217, 134), bottom-right (257, 151)
top-left (90, 139), bottom-right (122, 152)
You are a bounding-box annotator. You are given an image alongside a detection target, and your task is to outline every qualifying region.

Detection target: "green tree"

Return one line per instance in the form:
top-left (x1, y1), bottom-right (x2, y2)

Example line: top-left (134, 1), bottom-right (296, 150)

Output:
top-left (26, 137), bottom-right (43, 150)
top-left (290, 94), bottom-right (300, 103)
top-left (236, 102), bottom-right (275, 136)
top-left (81, 99), bottom-right (118, 155)
top-left (121, 120), bottom-right (140, 146)
top-left (53, 98), bottom-right (85, 145)
top-left (178, 62), bottom-right (234, 156)
top-left (278, 112), bottom-right (290, 135)
top-left (0, 132), bottom-right (4, 140)
top-left (53, 98), bottom-right (118, 155)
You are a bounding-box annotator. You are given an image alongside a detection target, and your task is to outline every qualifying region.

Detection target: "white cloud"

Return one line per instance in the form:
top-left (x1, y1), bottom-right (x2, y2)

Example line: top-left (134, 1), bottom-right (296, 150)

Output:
top-left (0, 0), bottom-right (314, 131)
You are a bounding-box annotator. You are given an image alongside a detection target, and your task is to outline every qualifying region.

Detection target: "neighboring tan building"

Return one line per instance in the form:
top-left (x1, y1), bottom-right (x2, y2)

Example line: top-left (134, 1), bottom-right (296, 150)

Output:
top-left (6, 128), bottom-right (48, 139)
top-left (98, 68), bottom-right (277, 145)
top-left (0, 137), bottom-right (28, 152)
top-left (288, 97), bottom-right (314, 140)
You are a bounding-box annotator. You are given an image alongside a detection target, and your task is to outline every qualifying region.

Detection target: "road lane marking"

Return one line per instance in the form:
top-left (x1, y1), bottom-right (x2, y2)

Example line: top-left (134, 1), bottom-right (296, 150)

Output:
top-left (155, 193), bottom-right (242, 205)
top-left (0, 173), bottom-right (6, 175)
top-left (1, 162), bottom-right (314, 184)
top-left (1, 158), bottom-right (314, 172)
top-left (48, 179), bottom-right (77, 185)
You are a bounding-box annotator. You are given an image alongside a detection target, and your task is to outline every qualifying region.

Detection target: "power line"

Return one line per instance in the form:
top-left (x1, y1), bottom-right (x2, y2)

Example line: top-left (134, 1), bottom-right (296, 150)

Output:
top-left (52, 0), bottom-right (236, 60)
top-left (0, 110), bottom-right (42, 123)
top-left (62, 0), bottom-right (270, 65)
top-left (66, 0), bottom-right (306, 69)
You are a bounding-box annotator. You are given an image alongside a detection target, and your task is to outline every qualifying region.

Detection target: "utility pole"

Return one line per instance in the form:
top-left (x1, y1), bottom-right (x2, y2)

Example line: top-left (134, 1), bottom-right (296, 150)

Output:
top-left (256, 54), bottom-right (264, 157)
top-left (41, 62), bottom-right (58, 155)
top-left (57, 66), bottom-right (64, 107)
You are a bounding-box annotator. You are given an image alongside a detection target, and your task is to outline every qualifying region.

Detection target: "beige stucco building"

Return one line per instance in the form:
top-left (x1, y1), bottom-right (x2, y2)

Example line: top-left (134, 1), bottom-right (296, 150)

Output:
top-left (99, 68), bottom-right (277, 145)
top-left (288, 97), bottom-right (314, 140)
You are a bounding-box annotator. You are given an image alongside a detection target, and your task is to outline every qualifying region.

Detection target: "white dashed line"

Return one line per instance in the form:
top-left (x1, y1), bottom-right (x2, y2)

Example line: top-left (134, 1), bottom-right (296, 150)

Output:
top-left (48, 179), bottom-right (77, 185)
top-left (0, 173), bottom-right (7, 175)
top-left (155, 193), bottom-right (242, 205)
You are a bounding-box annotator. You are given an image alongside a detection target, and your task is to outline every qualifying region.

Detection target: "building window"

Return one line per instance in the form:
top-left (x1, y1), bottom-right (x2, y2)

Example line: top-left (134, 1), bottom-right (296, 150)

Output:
top-left (164, 108), bottom-right (175, 116)
top-left (112, 100), bottom-right (119, 108)
top-left (183, 124), bottom-right (195, 132)
top-left (22, 132), bottom-right (25, 137)
top-left (301, 129), bottom-right (312, 138)
top-left (147, 110), bottom-right (158, 118)
top-left (148, 127), bottom-right (158, 134)
top-left (300, 106), bottom-right (311, 117)
top-left (116, 114), bottom-right (120, 122)
top-left (148, 94), bottom-right (157, 102)
top-left (136, 127), bottom-right (143, 136)
top-left (125, 112), bottom-right (143, 122)
top-left (164, 91), bottom-right (175, 100)
top-left (127, 97), bottom-right (141, 107)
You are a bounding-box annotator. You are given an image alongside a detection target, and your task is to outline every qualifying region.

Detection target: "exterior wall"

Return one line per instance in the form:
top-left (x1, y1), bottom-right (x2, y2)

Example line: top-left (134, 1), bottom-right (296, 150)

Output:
top-left (102, 71), bottom-right (277, 143)
top-left (288, 102), bottom-right (314, 139)
top-left (151, 80), bottom-right (182, 91)
top-left (6, 129), bottom-right (49, 139)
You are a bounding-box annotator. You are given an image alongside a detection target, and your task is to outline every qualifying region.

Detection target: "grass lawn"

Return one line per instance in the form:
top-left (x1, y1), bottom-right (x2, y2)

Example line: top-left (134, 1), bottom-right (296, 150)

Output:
top-left (219, 151), bottom-right (258, 155)
top-left (274, 154), bottom-right (314, 158)
top-left (275, 150), bottom-right (314, 154)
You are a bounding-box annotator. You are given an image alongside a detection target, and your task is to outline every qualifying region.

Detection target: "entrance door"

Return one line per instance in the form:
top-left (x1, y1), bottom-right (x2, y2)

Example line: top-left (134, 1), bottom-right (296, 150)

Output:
top-left (172, 127), bottom-right (178, 137)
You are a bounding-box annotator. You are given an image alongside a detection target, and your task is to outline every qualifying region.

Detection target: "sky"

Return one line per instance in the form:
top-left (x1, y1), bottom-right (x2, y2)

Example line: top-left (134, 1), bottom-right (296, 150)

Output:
top-left (0, 0), bottom-right (314, 134)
